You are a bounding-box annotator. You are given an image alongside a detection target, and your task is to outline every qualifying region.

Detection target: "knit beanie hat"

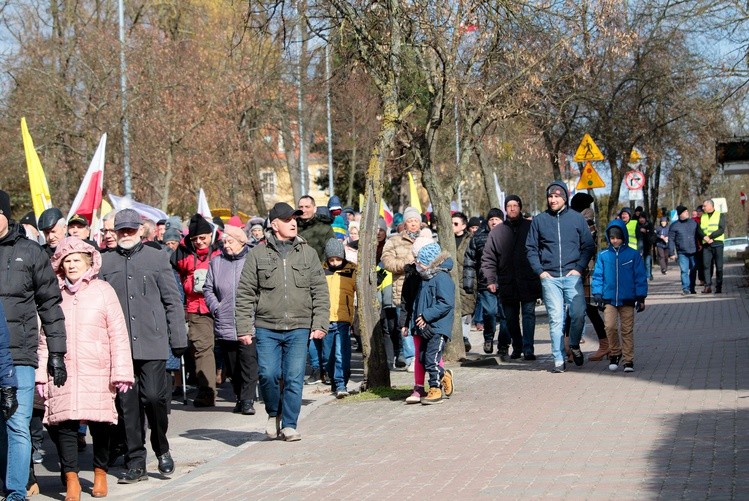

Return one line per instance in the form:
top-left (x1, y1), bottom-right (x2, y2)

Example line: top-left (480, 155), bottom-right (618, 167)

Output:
top-left (163, 227), bottom-right (182, 243)
top-left (188, 214), bottom-right (213, 238)
top-left (0, 190), bottom-right (11, 220)
top-left (324, 237), bottom-right (345, 260)
top-left (411, 229), bottom-right (434, 257)
top-left (619, 207), bottom-right (633, 218)
top-left (608, 226), bottom-right (624, 240)
top-left (486, 208), bottom-right (504, 221)
top-left (332, 215), bottom-right (347, 240)
top-left (504, 195), bottom-right (522, 210)
top-left (547, 183), bottom-right (568, 202)
top-left (570, 192), bottom-right (594, 212)
top-left (403, 207), bottom-right (421, 222)
top-left (467, 216), bottom-right (481, 228)
top-left (676, 205), bottom-right (688, 216)
top-left (223, 222), bottom-right (248, 244)
top-left (377, 217), bottom-right (388, 233)
top-left (417, 242), bottom-right (442, 267)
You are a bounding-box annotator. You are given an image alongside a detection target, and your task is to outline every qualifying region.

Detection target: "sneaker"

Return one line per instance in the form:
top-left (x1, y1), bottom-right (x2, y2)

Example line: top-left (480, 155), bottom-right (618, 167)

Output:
top-left (510, 350), bottom-right (522, 360)
top-left (406, 359), bottom-right (415, 373)
top-left (523, 353), bottom-right (536, 361)
top-left (266, 415), bottom-right (281, 439)
top-left (394, 356), bottom-right (407, 368)
top-left (681, 290), bottom-right (690, 296)
top-left (553, 361), bottom-right (566, 373)
top-left (571, 348), bottom-right (584, 366)
top-left (305, 369), bottom-right (321, 385)
top-left (463, 337), bottom-right (472, 353)
top-left (281, 427), bottom-right (302, 442)
top-left (335, 389), bottom-right (350, 399)
top-left (420, 386), bottom-right (444, 405)
top-left (32, 449), bottom-right (43, 464)
top-left (441, 369), bottom-right (454, 398)
top-left (623, 362), bottom-right (634, 372)
top-left (240, 400), bottom-right (256, 415)
top-left (608, 354), bottom-right (621, 371)
top-left (483, 340), bottom-right (493, 354)
top-left (320, 370), bottom-right (328, 385)
top-left (497, 346), bottom-right (509, 361)
top-left (405, 386), bottom-right (427, 404)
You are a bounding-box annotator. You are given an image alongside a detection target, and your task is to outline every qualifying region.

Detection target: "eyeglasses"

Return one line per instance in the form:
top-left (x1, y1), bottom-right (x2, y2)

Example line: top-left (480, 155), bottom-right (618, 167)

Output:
top-left (190, 235), bottom-right (210, 242)
top-left (100, 229), bottom-right (116, 235)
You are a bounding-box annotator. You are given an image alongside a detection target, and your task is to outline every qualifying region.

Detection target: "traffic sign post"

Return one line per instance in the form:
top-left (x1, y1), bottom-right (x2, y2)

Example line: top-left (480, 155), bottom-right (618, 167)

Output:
top-left (573, 134), bottom-right (605, 162)
top-left (625, 170), bottom-right (645, 190)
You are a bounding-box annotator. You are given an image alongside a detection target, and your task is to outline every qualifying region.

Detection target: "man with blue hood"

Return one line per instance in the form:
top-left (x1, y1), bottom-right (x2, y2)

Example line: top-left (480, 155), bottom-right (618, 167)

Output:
top-left (526, 181), bottom-right (596, 373)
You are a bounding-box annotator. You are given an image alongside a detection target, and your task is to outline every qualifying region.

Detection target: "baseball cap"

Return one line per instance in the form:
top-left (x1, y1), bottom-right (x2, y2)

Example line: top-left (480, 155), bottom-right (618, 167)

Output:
top-left (268, 202), bottom-right (303, 221)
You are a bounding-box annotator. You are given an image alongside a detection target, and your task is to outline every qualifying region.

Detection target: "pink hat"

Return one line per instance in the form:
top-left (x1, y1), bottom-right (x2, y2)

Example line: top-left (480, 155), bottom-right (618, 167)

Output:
top-left (411, 228), bottom-right (434, 257)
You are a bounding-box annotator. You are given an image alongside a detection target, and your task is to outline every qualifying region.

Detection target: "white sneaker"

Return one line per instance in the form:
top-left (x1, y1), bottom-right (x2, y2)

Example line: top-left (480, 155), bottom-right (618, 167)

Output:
top-left (406, 359), bottom-right (415, 373)
top-left (405, 386), bottom-right (426, 404)
top-left (281, 427), bottom-right (301, 442)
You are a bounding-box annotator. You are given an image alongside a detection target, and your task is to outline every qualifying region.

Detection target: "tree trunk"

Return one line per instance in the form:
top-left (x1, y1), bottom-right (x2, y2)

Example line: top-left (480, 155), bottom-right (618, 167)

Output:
top-left (346, 144), bottom-right (357, 207)
top-left (161, 146), bottom-right (173, 212)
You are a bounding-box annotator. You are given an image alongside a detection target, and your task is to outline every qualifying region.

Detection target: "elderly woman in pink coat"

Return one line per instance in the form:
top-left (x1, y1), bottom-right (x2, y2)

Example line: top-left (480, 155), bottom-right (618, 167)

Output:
top-left (36, 237), bottom-right (133, 500)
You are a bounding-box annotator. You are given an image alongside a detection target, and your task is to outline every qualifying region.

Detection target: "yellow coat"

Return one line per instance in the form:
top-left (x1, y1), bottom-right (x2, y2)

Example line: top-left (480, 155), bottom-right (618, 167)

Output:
top-left (325, 261), bottom-right (357, 324)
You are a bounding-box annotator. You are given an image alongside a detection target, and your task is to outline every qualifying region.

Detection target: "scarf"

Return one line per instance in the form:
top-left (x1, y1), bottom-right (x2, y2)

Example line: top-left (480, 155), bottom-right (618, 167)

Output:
top-left (64, 268), bottom-right (95, 293)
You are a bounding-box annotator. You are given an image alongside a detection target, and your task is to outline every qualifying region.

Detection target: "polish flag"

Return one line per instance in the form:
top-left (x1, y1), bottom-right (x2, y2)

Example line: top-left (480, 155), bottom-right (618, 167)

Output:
top-left (380, 199), bottom-right (393, 227)
top-left (67, 134), bottom-right (106, 234)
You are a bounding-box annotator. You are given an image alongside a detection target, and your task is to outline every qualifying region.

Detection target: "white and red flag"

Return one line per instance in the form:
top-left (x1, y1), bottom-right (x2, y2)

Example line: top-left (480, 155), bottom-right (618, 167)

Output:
top-left (67, 134), bottom-right (106, 236)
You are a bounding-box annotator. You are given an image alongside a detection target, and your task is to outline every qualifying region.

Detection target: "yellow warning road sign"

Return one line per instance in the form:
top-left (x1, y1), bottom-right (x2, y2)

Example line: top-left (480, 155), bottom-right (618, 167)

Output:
top-left (576, 161), bottom-right (606, 190)
top-left (629, 149), bottom-right (641, 163)
top-left (573, 133), bottom-right (605, 162)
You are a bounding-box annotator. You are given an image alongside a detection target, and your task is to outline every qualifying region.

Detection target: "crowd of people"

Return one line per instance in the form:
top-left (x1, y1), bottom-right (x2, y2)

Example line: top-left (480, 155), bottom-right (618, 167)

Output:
top-left (0, 182), bottom-right (729, 499)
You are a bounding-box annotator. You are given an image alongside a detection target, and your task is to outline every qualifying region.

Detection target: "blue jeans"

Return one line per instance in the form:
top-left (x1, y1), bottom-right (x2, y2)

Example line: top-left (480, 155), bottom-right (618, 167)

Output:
top-left (644, 254), bottom-right (653, 279)
top-left (541, 275), bottom-right (586, 364)
top-left (478, 290), bottom-right (510, 346)
top-left (503, 300), bottom-right (537, 355)
top-left (0, 365), bottom-right (33, 499)
top-left (322, 322), bottom-right (351, 392)
top-left (255, 328), bottom-right (309, 430)
top-left (308, 337), bottom-right (324, 371)
top-left (677, 252), bottom-right (696, 292)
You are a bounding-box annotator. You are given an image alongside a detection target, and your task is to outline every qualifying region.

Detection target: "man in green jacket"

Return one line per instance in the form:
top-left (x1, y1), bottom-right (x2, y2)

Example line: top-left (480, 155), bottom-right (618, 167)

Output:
top-left (236, 202), bottom-right (330, 442)
top-left (296, 195), bottom-right (335, 263)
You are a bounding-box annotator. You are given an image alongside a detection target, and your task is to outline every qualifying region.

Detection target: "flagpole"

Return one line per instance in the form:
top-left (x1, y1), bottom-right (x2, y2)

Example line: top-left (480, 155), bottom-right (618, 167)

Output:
top-left (118, 0), bottom-right (132, 198)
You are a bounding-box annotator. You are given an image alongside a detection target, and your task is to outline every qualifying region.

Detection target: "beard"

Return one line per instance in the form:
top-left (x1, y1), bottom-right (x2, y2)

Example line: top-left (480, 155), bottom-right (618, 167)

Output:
top-left (118, 238), bottom-right (139, 250)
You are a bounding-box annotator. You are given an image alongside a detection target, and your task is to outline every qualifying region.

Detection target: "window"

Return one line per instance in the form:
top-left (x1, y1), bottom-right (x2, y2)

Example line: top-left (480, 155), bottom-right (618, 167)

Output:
top-left (260, 171), bottom-right (276, 195)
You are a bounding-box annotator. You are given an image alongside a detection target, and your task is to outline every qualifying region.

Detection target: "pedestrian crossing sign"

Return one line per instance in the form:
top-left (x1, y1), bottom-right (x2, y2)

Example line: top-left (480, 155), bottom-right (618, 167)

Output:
top-left (576, 161), bottom-right (606, 190)
top-left (573, 133), bottom-right (605, 162)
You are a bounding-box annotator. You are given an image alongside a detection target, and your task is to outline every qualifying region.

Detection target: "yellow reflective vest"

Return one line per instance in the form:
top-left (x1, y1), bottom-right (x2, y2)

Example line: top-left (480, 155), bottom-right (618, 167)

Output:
top-left (700, 211), bottom-right (724, 242)
top-left (626, 219), bottom-right (638, 250)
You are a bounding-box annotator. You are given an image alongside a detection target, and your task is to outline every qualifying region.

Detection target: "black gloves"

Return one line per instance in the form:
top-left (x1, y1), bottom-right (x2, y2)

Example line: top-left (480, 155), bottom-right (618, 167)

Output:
top-left (635, 298), bottom-right (645, 312)
top-left (48, 353), bottom-right (67, 387)
top-left (0, 387), bottom-right (17, 420)
top-left (171, 346), bottom-right (187, 358)
top-left (593, 295), bottom-right (605, 311)
top-left (376, 268), bottom-right (387, 287)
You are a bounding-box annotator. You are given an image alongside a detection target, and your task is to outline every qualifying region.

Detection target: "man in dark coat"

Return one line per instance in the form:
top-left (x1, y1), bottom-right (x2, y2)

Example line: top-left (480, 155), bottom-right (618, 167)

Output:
top-left (296, 195), bottom-right (335, 263)
top-left (0, 190), bottom-right (67, 500)
top-left (668, 205), bottom-right (699, 295)
top-left (482, 195), bottom-right (541, 360)
top-left (100, 209), bottom-right (188, 484)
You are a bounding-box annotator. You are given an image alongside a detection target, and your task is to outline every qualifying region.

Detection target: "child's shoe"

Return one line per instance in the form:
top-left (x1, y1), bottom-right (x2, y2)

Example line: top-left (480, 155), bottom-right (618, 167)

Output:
top-left (441, 369), bottom-right (454, 398)
top-left (623, 362), bottom-right (634, 372)
top-left (608, 354), bottom-right (621, 371)
top-left (420, 386), bottom-right (444, 405)
top-left (405, 385), bottom-right (426, 404)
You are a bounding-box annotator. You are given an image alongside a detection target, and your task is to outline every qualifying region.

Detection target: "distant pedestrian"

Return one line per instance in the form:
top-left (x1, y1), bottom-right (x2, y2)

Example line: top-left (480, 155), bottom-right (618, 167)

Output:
top-left (591, 221), bottom-right (648, 372)
top-left (697, 199), bottom-right (725, 294)
top-left (655, 217), bottom-right (670, 274)
top-left (236, 202), bottom-right (330, 442)
top-left (668, 205), bottom-right (699, 295)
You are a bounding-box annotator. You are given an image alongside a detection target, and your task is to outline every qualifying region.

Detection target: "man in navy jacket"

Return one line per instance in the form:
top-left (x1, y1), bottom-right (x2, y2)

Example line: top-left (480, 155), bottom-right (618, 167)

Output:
top-left (526, 181), bottom-right (595, 373)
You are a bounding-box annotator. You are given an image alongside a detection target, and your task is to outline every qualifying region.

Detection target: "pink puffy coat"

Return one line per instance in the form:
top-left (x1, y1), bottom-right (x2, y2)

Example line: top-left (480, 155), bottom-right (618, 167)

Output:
top-left (36, 237), bottom-right (134, 425)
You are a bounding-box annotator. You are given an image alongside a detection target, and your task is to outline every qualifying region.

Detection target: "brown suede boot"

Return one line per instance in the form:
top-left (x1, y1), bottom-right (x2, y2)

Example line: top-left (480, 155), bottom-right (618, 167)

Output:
top-left (588, 338), bottom-right (610, 361)
top-left (92, 467), bottom-right (108, 497)
top-left (64, 472), bottom-right (81, 501)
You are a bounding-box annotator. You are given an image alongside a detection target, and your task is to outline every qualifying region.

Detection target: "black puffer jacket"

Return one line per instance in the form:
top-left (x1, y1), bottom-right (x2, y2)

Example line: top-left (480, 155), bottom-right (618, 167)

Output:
top-left (463, 226), bottom-right (490, 292)
top-left (0, 223), bottom-right (67, 366)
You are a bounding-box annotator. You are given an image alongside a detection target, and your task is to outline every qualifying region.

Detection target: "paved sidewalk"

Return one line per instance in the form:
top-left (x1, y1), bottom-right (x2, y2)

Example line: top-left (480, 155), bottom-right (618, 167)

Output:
top-left (33, 262), bottom-right (749, 500)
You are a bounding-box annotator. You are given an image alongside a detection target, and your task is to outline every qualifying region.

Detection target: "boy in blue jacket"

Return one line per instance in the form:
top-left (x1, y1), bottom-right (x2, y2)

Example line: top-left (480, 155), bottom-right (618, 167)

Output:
top-left (591, 220), bottom-right (648, 372)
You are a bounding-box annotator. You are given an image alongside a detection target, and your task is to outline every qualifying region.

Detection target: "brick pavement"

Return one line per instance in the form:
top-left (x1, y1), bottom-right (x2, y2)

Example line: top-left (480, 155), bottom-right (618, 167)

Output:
top-left (34, 262), bottom-right (749, 500)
